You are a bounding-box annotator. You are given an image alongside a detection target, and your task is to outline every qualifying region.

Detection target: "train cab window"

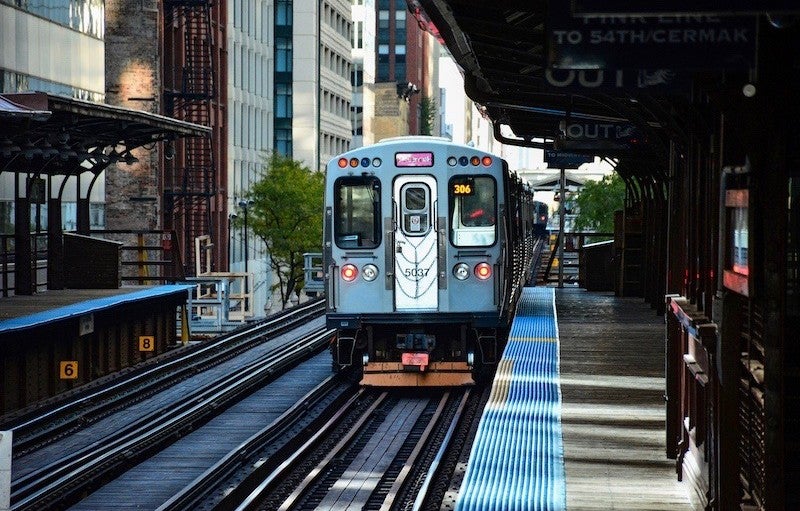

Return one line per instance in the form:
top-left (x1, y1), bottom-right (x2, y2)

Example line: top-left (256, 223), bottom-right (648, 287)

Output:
top-left (449, 176), bottom-right (496, 247)
top-left (334, 177), bottom-right (381, 248)
top-left (400, 184), bottom-right (431, 236)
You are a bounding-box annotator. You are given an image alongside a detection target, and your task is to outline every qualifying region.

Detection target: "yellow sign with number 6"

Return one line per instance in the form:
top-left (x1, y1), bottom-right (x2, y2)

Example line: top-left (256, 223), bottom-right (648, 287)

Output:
top-left (60, 361), bottom-right (78, 380)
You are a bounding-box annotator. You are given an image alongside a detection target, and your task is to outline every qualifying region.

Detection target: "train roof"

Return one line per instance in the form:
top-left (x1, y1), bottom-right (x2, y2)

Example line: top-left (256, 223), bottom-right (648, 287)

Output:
top-left (337, 136), bottom-right (499, 158)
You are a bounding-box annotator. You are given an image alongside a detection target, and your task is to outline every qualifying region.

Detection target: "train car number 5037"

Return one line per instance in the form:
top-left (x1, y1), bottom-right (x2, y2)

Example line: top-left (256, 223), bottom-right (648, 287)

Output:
top-left (404, 268), bottom-right (429, 277)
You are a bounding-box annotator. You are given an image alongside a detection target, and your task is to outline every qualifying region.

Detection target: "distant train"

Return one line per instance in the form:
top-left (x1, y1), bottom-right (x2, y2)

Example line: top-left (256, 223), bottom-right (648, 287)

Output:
top-left (323, 136), bottom-right (536, 386)
top-left (533, 200), bottom-right (549, 238)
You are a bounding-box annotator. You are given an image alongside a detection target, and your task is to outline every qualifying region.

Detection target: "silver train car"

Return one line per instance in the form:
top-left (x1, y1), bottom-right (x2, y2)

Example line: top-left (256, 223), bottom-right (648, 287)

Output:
top-left (323, 136), bottom-right (535, 386)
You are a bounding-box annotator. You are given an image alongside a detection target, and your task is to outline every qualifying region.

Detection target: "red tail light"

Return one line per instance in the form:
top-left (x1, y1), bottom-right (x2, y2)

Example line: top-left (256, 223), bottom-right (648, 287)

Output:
top-left (475, 262), bottom-right (492, 280)
top-left (341, 264), bottom-right (358, 282)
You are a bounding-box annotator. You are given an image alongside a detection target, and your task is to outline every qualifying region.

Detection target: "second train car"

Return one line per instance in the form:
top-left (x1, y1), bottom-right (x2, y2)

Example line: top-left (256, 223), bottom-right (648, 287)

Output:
top-left (323, 136), bottom-right (536, 386)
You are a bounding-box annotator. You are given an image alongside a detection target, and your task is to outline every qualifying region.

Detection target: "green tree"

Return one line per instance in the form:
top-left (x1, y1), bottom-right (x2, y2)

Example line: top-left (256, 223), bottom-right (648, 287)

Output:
top-left (419, 96), bottom-right (437, 136)
top-left (245, 152), bottom-right (324, 309)
top-left (573, 172), bottom-right (625, 233)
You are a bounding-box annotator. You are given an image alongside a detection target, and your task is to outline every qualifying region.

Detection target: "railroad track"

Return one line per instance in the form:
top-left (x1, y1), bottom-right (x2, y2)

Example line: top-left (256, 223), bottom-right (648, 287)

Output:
top-left (3, 299), bottom-right (496, 510)
top-left (2, 299), bottom-right (324, 456)
top-left (221, 388), bottom-right (477, 511)
top-left (3, 302), bottom-right (333, 511)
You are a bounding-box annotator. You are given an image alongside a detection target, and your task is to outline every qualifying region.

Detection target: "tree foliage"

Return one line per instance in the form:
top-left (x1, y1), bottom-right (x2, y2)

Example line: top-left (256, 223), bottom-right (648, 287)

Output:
top-left (245, 152), bottom-right (324, 309)
top-left (573, 172), bottom-right (626, 233)
top-left (419, 96), bottom-right (437, 136)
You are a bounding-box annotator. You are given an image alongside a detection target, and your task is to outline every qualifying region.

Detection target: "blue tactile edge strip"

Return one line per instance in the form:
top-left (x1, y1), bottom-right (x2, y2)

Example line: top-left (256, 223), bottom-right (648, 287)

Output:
top-left (0, 285), bottom-right (193, 334)
top-left (456, 286), bottom-right (566, 511)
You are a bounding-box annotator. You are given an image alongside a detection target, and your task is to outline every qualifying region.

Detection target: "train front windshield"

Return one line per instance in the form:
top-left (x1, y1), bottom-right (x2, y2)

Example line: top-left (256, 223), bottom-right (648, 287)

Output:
top-left (450, 175), bottom-right (497, 247)
top-left (334, 176), bottom-right (381, 248)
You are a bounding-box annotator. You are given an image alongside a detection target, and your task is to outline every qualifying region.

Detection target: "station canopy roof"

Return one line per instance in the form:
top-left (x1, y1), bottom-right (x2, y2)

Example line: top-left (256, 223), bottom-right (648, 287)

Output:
top-left (408, 0), bottom-right (771, 175)
top-left (0, 92), bottom-right (210, 178)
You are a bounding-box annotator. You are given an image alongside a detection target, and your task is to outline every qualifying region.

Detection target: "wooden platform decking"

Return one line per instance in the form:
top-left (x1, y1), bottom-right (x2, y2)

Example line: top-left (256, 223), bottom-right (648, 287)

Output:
top-left (555, 287), bottom-right (701, 511)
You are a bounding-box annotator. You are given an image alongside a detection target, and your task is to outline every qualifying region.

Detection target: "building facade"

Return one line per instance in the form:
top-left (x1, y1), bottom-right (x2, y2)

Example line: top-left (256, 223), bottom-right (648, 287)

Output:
top-left (0, 0), bottom-right (106, 232)
top-left (349, 0), bottom-right (376, 149)
top-left (292, 0), bottom-right (352, 171)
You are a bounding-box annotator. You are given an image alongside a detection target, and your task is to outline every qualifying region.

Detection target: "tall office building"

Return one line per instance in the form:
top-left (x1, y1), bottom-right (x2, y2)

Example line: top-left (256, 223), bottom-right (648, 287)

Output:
top-left (374, 0), bottom-right (437, 136)
top-left (350, 0), bottom-right (376, 149)
top-left (290, 0), bottom-right (353, 170)
top-left (228, 0), bottom-right (272, 313)
top-left (226, 0), bottom-right (353, 312)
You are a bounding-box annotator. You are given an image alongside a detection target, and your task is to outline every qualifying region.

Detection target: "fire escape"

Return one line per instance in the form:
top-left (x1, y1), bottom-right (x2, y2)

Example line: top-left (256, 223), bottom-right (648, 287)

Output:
top-left (163, 0), bottom-right (216, 276)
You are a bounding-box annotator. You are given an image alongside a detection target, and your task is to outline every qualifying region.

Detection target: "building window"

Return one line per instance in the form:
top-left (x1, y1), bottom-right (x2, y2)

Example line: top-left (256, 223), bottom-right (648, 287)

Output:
top-left (276, 0), bottom-right (292, 26)
top-left (276, 37), bottom-right (293, 72)
top-left (276, 83), bottom-right (292, 118)
top-left (275, 127), bottom-right (292, 157)
top-left (351, 66), bottom-right (363, 87)
top-left (378, 9), bottom-right (390, 33)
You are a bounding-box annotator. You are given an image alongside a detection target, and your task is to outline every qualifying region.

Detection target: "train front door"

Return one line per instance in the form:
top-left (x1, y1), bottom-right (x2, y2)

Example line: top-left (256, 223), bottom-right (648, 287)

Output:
top-left (393, 175), bottom-right (438, 310)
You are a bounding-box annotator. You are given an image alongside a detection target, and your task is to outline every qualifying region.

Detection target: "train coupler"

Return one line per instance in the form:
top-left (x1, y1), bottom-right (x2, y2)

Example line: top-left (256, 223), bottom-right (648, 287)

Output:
top-left (396, 332), bottom-right (436, 351)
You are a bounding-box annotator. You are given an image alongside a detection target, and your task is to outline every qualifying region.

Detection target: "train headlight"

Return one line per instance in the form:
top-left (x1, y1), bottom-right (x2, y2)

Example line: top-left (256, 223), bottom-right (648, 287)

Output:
top-left (474, 262), bottom-right (492, 280)
top-left (453, 262), bottom-right (470, 280)
top-left (362, 264), bottom-right (379, 281)
top-left (341, 264), bottom-right (358, 282)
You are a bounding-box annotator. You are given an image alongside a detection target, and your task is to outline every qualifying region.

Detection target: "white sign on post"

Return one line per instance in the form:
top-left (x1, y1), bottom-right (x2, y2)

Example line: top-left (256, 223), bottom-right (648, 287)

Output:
top-left (1, 430), bottom-right (11, 511)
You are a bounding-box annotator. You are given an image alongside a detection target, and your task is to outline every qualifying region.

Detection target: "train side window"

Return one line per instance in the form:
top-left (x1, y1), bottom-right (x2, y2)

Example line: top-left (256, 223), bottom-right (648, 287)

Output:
top-left (449, 175), bottom-right (496, 247)
top-left (334, 177), bottom-right (381, 248)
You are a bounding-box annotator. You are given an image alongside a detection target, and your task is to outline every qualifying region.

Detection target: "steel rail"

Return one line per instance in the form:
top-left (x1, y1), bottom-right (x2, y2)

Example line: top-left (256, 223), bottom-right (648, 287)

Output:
top-left (156, 375), bottom-right (356, 511)
top-left (377, 391), bottom-right (454, 511)
top-left (234, 390), bottom-right (385, 511)
top-left (411, 389), bottom-right (471, 511)
top-left (10, 327), bottom-right (333, 511)
top-left (3, 299), bottom-right (324, 455)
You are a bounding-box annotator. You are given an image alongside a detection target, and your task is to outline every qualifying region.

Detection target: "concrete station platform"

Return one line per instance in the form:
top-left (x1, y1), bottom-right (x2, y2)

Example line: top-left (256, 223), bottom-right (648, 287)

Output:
top-left (457, 286), bottom-right (699, 510)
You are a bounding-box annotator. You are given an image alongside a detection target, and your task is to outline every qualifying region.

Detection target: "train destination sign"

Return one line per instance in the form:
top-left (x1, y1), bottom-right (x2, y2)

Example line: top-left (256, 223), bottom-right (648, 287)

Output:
top-left (395, 152), bottom-right (433, 167)
top-left (544, 150), bottom-right (594, 168)
top-left (571, 0), bottom-right (797, 16)
top-left (548, 3), bottom-right (757, 70)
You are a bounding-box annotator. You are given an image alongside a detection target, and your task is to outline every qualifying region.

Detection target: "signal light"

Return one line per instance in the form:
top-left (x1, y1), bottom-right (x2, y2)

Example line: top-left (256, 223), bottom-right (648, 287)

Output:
top-left (349, 158), bottom-right (359, 167)
top-left (470, 156), bottom-right (480, 166)
top-left (481, 156), bottom-right (492, 166)
top-left (447, 156), bottom-right (458, 166)
top-left (475, 262), bottom-right (492, 280)
top-left (361, 157), bottom-right (370, 167)
top-left (458, 156), bottom-right (468, 166)
top-left (338, 158), bottom-right (348, 168)
top-left (341, 264), bottom-right (358, 282)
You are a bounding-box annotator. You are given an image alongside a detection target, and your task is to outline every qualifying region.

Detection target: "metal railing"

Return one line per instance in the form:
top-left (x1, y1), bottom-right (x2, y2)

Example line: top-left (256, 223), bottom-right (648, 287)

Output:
top-left (0, 233), bottom-right (48, 297)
